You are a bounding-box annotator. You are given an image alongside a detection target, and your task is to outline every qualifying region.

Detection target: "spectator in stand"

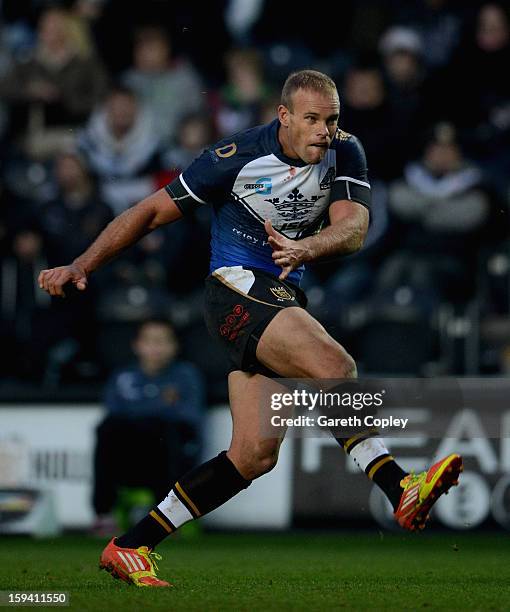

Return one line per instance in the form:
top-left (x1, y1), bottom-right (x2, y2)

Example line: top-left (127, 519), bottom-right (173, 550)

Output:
top-left (38, 151), bottom-right (113, 266)
top-left (122, 26), bottom-right (203, 144)
top-left (379, 26), bottom-right (428, 172)
top-left (214, 48), bottom-right (273, 137)
top-left (0, 225), bottom-right (52, 380)
top-left (340, 65), bottom-right (399, 181)
top-left (0, 179), bottom-right (38, 254)
top-left (92, 318), bottom-right (204, 535)
top-left (0, 6), bottom-right (108, 157)
top-left (380, 123), bottom-right (492, 307)
top-left (34, 151), bottom-right (113, 383)
top-left (394, 0), bottom-right (464, 70)
top-left (440, 3), bottom-right (510, 193)
top-left (163, 112), bottom-right (215, 175)
top-left (91, 100), bottom-right (209, 322)
top-left (78, 85), bottom-right (166, 215)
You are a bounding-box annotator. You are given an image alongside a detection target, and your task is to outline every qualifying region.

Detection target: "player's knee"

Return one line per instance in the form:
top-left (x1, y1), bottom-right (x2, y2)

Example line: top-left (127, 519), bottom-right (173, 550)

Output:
top-left (320, 343), bottom-right (357, 379)
top-left (254, 449), bottom-right (279, 478)
top-left (233, 443), bottom-right (279, 480)
top-left (249, 456), bottom-right (278, 479)
top-left (339, 353), bottom-right (357, 379)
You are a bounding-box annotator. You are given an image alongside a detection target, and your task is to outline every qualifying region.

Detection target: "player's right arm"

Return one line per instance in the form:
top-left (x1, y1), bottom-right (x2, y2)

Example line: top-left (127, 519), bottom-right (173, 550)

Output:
top-left (38, 188), bottom-right (182, 297)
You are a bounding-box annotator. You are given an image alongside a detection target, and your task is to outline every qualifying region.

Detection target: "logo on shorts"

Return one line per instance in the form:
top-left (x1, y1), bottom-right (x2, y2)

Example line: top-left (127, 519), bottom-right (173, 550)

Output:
top-left (270, 286), bottom-right (293, 301)
top-left (220, 304), bottom-right (250, 341)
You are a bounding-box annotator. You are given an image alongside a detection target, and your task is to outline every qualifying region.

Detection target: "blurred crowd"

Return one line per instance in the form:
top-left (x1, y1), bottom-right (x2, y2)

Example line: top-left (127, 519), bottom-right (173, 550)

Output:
top-left (0, 0), bottom-right (509, 400)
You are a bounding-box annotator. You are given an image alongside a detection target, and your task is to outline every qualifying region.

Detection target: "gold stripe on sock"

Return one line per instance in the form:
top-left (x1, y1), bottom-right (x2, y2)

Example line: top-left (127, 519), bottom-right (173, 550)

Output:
top-left (149, 510), bottom-right (173, 533)
top-left (368, 455), bottom-right (394, 480)
top-left (175, 482), bottom-right (201, 517)
top-left (343, 429), bottom-right (378, 453)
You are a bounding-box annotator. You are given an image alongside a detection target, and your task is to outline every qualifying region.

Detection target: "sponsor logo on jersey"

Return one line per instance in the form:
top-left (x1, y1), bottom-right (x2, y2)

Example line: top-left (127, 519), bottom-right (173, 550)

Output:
top-left (232, 227), bottom-right (260, 244)
top-left (243, 177), bottom-right (272, 195)
top-left (319, 167), bottom-right (335, 190)
top-left (270, 286), bottom-right (293, 301)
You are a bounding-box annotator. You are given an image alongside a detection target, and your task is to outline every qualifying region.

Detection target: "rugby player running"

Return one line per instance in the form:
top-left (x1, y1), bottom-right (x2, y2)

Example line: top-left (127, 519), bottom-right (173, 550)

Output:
top-left (39, 71), bottom-right (463, 587)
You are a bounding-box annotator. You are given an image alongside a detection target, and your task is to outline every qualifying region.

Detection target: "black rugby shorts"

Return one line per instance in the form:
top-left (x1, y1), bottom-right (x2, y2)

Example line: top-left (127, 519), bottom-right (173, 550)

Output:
top-left (204, 266), bottom-right (307, 375)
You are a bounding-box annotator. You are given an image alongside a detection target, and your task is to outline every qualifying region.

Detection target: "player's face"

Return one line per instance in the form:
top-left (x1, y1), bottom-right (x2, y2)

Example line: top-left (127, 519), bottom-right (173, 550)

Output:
top-left (133, 324), bottom-right (178, 372)
top-left (278, 88), bottom-right (340, 164)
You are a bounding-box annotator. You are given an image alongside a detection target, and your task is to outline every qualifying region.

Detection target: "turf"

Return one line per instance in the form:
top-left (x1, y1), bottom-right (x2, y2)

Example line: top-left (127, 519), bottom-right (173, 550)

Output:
top-left (1, 532), bottom-right (509, 611)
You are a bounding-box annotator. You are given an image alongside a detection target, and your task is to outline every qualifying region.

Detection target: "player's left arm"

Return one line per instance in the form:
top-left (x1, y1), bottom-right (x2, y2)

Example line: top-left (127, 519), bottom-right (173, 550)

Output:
top-left (306, 198), bottom-right (369, 257)
top-left (266, 133), bottom-right (370, 280)
top-left (265, 201), bottom-right (368, 279)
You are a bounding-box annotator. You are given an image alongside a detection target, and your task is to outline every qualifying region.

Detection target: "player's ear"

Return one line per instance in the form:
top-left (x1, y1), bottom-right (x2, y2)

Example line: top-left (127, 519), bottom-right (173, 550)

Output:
top-left (278, 104), bottom-right (290, 127)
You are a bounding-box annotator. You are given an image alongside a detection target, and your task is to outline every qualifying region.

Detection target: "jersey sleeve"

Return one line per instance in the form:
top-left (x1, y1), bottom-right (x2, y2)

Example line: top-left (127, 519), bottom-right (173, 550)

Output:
top-left (164, 142), bottom-right (239, 215)
top-left (330, 131), bottom-right (371, 210)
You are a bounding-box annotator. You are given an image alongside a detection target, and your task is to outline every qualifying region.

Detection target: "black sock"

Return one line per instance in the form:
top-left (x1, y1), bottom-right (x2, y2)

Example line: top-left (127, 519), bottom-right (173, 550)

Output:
top-left (116, 451), bottom-right (251, 550)
top-left (367, 456), bottom-right (408, 511)
top-left (115, 508), bottom-right (171, 551)
top-left (334, 432), bottom-right (408, 512)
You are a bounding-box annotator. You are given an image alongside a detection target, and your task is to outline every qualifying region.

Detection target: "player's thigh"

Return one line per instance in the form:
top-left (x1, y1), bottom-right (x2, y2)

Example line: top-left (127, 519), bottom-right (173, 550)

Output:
top-left (255, 306), bottom-right (356, 378)
top-left (227, 370), bottom-right (288, 469)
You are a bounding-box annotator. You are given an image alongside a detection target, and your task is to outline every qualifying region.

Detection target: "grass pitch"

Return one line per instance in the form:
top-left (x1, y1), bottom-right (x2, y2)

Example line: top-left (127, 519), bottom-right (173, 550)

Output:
top-left (1, 531), bottom-right (509, 611)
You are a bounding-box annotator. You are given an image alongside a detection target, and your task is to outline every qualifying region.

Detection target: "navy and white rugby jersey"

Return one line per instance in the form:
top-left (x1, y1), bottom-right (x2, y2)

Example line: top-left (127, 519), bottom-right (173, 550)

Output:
top-left (165, 118), bottom-right (370, 284)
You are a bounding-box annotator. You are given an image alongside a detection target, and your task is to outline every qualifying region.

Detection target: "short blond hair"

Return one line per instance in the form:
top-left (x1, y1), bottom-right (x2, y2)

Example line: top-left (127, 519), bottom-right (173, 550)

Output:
top-left (281, 70), bottom-right (338, 110)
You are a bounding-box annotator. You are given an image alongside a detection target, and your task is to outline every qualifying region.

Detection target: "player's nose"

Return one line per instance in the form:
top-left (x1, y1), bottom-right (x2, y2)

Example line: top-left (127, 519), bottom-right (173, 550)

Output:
top-left (316, 122), bottom-right (330, 139)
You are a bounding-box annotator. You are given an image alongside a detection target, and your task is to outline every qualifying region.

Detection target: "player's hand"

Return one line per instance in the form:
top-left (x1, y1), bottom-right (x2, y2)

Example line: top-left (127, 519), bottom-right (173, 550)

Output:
top-left (264, 220), bottom-right (308, 280)
top-left (38, 263), bottom-right (88, 298)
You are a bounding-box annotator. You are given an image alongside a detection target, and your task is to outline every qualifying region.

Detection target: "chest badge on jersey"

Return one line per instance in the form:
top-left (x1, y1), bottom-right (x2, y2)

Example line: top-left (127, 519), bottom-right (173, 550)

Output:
top-left (320, 167), bottom-right (336, 190)
top-left (265, 188), bottom-right (324, 221)
top-left (270, 286), bottom-right (293, 301)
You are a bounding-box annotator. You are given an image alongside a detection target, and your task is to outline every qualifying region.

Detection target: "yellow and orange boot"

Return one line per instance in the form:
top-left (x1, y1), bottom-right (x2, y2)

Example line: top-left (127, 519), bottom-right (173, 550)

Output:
top-left (395, 453), bottom-right (463, 531)
top-left (99, 538), bottom-right (171, 587)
